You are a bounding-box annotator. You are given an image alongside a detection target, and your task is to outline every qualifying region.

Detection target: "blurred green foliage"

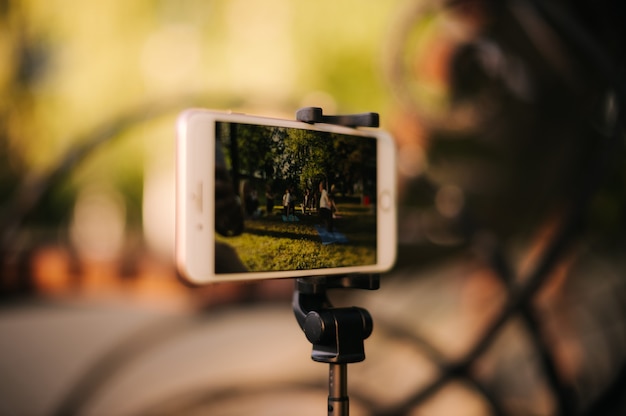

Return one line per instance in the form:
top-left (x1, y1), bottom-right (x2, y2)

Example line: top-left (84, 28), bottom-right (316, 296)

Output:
top-left (220, 122), bottom-right (375, 196)
top-left (0, 0), bottom-right (402, 230)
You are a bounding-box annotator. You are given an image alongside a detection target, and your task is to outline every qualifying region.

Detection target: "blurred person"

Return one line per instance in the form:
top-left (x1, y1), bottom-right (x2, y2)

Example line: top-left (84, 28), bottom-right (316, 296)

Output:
top-left (319, 181), bottom-right (333, 232)
top-left (282, 187), bottom-right (292, 218)
top-left (302, 187), bottom-right (311, 215)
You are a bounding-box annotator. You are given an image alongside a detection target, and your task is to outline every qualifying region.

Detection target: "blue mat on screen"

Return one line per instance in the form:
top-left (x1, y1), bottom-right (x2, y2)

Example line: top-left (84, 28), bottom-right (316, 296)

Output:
top-left (282, 215), bottom-right (300, 222)
top-left (314, 224), bottom-right (349, 245)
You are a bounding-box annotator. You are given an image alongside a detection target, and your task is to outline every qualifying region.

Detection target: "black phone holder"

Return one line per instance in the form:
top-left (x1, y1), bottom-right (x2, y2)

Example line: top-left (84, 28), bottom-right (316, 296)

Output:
top-left (293, 275), bottom-right (379, 416)
top-left (296, 107), bottom-right (379, 128)
top-left (292, 107), bottom-right (381, 416)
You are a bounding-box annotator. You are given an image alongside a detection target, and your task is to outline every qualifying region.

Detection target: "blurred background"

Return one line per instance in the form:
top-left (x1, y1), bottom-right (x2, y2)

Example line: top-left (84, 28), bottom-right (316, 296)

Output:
top-left (1, 0), bottom-right (626, 415)
top-left (0, 0), bottom-right (400, 304)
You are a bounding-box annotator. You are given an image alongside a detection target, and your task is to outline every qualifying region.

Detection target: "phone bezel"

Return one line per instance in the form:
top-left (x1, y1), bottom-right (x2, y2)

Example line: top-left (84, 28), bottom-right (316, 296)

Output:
top-left (176, 109), bottom-right (396, 284)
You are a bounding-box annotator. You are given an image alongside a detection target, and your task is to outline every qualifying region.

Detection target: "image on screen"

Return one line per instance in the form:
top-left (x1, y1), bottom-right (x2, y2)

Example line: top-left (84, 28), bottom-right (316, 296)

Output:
top-left (214, 121), bottom-right (378, 274)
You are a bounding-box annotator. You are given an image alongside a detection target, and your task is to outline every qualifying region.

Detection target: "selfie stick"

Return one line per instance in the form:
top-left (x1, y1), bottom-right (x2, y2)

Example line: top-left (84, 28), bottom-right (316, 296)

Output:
top-left (293, 107), bottom-right (380, 416)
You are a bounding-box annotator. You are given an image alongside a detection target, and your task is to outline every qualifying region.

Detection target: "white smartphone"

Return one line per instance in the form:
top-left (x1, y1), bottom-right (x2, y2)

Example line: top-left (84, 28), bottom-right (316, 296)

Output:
top-left (176, 109), bottom-right (397, 284)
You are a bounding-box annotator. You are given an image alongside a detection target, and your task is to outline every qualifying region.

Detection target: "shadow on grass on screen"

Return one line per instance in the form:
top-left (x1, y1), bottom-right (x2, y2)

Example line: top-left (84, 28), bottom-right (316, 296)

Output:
top-left (216, 202), bottom-right (377, 272)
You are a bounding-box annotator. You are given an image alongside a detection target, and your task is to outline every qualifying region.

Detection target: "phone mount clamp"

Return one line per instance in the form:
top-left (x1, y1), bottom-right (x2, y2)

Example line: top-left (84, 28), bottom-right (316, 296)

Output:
top-left (292, 107), bottom-right (381, 416)
top-left (296, 107), bottom-right (379, 128)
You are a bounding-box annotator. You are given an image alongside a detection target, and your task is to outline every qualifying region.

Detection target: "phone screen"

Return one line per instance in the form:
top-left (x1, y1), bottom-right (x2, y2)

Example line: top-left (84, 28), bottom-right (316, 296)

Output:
top-left (214, 121), bottom-right (378, 274)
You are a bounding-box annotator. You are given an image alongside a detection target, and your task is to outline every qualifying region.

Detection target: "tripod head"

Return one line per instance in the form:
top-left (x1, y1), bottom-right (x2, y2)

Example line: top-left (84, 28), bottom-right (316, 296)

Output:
top-left (292, 275), bottom-right (378, 364)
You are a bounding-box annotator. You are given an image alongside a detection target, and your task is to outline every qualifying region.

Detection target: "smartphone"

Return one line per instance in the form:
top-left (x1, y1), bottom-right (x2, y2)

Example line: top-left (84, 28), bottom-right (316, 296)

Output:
top-left (176, 109), bottom-right (396, 284)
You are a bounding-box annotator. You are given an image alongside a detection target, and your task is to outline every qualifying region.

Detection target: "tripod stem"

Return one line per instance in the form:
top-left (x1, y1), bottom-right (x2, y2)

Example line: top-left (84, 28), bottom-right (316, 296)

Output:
top-left (328, 363), bottom-right (349, 416)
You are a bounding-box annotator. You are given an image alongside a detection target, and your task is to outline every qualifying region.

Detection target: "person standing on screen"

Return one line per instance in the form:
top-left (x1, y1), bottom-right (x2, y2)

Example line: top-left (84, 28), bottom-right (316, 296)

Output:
top-left (319, 181), bottom-right (333, 232)
top-left (283, 188), bottom-right (291, 217)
